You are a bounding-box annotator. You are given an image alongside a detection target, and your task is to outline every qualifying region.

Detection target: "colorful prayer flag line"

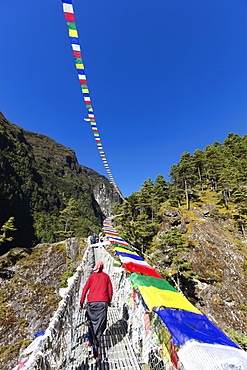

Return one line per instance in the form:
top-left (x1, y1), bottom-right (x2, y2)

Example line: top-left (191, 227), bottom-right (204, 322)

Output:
top-left (61, 0), bottom-right (124, 201)
top-left (103, 218), bottom-right (239, 353)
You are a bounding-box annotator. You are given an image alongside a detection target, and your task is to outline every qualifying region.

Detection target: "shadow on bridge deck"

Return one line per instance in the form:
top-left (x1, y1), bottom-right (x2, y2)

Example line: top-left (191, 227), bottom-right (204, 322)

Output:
top-left (68, 307), bottom-right (141, 370)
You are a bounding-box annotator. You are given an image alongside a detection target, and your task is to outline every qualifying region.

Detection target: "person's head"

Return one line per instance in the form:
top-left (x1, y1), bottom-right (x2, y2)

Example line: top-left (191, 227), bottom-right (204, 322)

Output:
top-left (93, 261), bottom-right (104, 273)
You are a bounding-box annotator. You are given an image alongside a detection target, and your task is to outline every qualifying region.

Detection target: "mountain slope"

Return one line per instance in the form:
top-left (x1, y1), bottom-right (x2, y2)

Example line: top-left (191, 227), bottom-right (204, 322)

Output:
top-left (0, 112), bottom-right (118, 252)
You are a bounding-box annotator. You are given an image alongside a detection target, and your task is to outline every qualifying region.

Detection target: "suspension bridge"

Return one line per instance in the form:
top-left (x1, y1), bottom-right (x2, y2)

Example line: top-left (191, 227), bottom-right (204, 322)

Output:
top-left (14, 240), bottom-right (147, 370)
top-left (14, 218), bottom-right (247, 370)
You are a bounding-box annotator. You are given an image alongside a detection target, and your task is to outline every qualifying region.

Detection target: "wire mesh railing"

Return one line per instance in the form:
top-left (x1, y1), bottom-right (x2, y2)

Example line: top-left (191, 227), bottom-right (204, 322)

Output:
top-left (15, 242), bottom-right (180, 370)
top-left (15, 241), bottom-right (247, 370)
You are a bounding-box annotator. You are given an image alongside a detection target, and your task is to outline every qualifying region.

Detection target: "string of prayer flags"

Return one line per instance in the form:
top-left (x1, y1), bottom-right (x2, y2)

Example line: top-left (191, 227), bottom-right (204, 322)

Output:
top-left (61, 0), bottom-right (124, 200)
top-left (103, 218), bottom-right (239, 354)
top-left (103, 220), bottom-right (133, 248)
top-left (103, 218), bottom-right (164, 278)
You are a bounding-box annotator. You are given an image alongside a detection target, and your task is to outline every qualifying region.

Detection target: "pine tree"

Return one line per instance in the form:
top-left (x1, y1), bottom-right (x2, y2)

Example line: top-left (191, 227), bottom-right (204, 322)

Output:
top-left (0, 217), bottom-right (17, 244)
top-left (169, 152), bottom-right (198, 210)
top-left (56, 198), bottom-right (80, 239)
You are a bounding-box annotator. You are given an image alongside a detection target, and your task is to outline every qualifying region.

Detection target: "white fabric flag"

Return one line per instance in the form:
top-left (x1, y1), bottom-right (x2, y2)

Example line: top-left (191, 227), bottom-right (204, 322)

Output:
top-left (119, 256), bottom-right (150, 266)
top-left (63, 4), bottom-right (74, 13)
top-left (178, 341), bottom-right (247, 370)
top-left (72, 44), bottom-right (81, 51)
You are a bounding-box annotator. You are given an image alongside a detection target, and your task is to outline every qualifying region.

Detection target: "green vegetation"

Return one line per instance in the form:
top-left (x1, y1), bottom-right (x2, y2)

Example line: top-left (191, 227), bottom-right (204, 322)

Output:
top-left (0, 217), bottom-right (16, 245)
top-left (0, 113), bottom-right (116, 253)
top-left (169, 133), bottom-right (247, 213)
top-left (60, 270), bottom-right (74, 288)
top-left (0, 339), bottom-right (32, 367)
top-left (114, 133), bottom-right (247, 253)
top-left (225, 327), bottom-right (247, 350)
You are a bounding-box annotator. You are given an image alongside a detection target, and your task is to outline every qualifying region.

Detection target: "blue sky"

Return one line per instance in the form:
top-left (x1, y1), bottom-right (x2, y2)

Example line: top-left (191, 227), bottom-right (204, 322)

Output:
top-left (1, 0), bottom-right (247, 197)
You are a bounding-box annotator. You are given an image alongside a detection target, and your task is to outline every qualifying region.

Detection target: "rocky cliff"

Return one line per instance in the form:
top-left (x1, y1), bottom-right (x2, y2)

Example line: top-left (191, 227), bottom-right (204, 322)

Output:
top-left (150, 196), bottom-right (247, 347)
top-left (0, 238), bottom-right (83, 370)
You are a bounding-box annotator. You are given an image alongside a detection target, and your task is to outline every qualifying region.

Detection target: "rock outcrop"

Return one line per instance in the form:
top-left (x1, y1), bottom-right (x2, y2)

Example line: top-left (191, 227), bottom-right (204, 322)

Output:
top-left (0, 239), bottom-right (83, 370)
top-left (154, 202), bottom-right (247, 342)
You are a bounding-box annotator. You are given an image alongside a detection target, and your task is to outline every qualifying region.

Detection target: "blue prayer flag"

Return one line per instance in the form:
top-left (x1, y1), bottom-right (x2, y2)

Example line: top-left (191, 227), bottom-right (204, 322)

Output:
top-left (34, 331), bottom-right (45, 338)
top-left (155, 309), bottom-right (240, 348)
top-left (69, 37), bottom-right (79, 44)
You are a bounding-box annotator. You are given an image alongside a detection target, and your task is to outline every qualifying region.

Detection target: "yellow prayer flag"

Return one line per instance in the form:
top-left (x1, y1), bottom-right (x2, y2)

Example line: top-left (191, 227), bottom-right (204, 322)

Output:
top-left (76, 63), bottom-right (84, 69)
top-left (69, 29), bottom-right (78, 38)
top-left (139, 286), bottom-right (201, 313)
top-left (114, 247), bottom-right (139, 256)
top-left (82, 89), bottom-right (89, 93)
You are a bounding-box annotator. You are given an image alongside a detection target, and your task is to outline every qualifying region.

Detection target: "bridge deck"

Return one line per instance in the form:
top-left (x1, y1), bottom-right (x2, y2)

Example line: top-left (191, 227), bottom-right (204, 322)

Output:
top-left (67, 245), bottom-right (141, 370)
top-left (68, 307), bottom-right (141, 370)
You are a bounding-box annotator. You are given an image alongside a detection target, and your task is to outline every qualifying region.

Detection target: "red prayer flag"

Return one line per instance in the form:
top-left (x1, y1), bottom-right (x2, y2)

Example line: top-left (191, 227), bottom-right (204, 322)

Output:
top-left (122, 262), bottom-right (163, 279)
top-left (73, 51), bottom-right (82, 57)
top-left (64, 13), bottom-right (75, 22)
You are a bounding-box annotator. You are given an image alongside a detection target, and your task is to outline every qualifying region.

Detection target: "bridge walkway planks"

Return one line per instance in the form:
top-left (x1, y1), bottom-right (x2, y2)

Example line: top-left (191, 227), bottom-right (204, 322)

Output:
top-left (67, 245), bottom-right (141, 370)
top-left (68, 307), bottom-right (141, 370)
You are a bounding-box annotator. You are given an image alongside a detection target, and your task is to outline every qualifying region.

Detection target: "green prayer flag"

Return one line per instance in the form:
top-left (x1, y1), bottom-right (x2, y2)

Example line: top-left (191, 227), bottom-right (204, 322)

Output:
top-left (75, 57), bottom-right (83, 64)
top-left (112, 242), bottom-right (134, 252)
top-left (67, 22), bottom-right (77, 30)
top-left (130, 273), bottom-right (177, 292)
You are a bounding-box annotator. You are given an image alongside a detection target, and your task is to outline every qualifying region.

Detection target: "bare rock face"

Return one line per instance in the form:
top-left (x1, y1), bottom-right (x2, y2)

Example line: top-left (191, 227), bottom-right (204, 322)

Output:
top-left (157, 204), bottom-right (247, 341)
top-left (66, 237), bottom-right (79, 261)
top-left (0, 239), bottom-right (83, 370)
top-left (187, 213), bottom-right (247, 334)
top-left (93, 182), bottom-right (121, 217)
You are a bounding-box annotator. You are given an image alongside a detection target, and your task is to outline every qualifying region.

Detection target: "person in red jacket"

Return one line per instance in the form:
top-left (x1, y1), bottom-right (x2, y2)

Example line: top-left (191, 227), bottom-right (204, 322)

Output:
top-left (79, 261), bottom-right (113, 360)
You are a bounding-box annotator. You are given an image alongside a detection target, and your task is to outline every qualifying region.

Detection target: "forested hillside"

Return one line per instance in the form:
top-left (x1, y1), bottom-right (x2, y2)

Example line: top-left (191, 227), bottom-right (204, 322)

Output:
top-left (0, 112), bottom-right (118, 253)
top-left (113, 133), bottom-right (247, 348)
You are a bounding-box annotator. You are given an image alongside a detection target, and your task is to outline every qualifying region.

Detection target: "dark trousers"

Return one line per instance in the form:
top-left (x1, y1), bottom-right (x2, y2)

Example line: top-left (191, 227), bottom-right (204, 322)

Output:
top-left (86, 301), bottom-right (108, 348)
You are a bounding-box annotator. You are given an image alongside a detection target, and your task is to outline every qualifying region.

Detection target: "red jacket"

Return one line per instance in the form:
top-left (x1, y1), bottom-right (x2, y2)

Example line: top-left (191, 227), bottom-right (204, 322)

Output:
top-left (80, 271), bottom-right (113, 305)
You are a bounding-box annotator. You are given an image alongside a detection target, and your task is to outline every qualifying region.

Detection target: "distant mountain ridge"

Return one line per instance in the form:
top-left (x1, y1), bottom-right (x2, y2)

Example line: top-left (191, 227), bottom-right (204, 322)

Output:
top-left (0, 112), bottom-right (119, 252)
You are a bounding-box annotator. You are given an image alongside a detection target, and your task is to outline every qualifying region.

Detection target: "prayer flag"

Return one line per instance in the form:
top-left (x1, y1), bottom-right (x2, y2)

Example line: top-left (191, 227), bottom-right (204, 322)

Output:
top-left (115, 251), bottom-right (144, 261)
top-left (130, 273), bottom-right (177, 292)
top-left (64, 13), bottom-right (75, 22)
top-left (69, 29), bottom-right (78, 38)
top-left (122, 262), bottom-right (164, 279)
top-left (155, 309), bottom-right (239, 348)
top-left (73, 51), bottom-right (82, 57)
top-left (114, 247), bottom-right (138, 255)
top-left (67, 21), bottom-right (77, 30)
top-left (139, 285), bottom-right (200, 313)
top-left (72, 44), bottom-right (81, 51)
top-left (120, 256), bottom-right (150, 266)
top-left (63, 3), bottom-right (74, 13)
